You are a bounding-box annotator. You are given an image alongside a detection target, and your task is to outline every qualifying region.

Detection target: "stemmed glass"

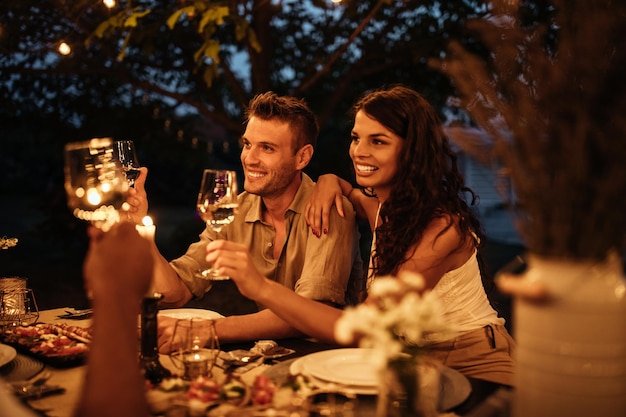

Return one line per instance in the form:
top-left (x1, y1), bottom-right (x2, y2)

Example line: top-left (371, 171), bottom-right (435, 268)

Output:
top-left (168, 319), bottom-right (220, 380)
top-left (64, 138), bottom-right (130, 231)
top-left (196, 169), bottom-right (239, 280)
top-left (114, 140), bottom-right (141, 187)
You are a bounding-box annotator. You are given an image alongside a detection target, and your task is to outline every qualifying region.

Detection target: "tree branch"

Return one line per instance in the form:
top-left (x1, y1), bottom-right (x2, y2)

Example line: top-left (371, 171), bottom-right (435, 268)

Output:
top-left (293, 0), bottom-right (386, 95)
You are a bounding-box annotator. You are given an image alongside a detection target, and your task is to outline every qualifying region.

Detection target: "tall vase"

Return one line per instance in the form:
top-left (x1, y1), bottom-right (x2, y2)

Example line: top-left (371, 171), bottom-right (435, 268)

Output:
top-left (512, 252), bottom-right (626, 417)
top-left (376, 356), bottom-right (440, 417)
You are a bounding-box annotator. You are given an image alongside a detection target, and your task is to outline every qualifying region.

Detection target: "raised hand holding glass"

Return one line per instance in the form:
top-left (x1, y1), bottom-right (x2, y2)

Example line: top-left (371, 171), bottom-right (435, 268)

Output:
top-left (114, 140), bottom-right (141, 187)
top-left (196, 169), bottom-right (239, 280)
top-left (64, 138), bottom-right (130, 231)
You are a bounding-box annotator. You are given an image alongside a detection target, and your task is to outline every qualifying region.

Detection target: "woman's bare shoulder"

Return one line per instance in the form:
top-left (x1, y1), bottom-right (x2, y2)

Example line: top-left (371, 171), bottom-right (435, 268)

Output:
top-left (348, 190), bottom-right (379, 227)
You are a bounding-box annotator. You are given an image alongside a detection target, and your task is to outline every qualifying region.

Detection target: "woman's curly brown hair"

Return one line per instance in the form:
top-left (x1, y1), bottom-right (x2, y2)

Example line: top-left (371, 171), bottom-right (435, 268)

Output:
top-left (352, 85), bottom-right (485, 277)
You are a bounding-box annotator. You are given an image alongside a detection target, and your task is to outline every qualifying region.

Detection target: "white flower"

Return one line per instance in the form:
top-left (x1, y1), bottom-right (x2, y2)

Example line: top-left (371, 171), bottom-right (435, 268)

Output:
top-left (369, 276), bottom-right (403, 298)
top-left (397, 271), bottom-right (425, 290)
top-left (334, 272), bottom-right (454, 369)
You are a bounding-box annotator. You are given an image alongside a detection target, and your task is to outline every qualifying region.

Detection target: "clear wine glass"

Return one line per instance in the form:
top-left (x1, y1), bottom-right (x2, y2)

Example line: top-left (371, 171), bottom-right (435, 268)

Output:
top-left (168, 318), bottom-right (220, 380)
top-left (64, 138), bottom-right (130, 231)
top-left (114, 140), bottom-right (141, 187)
top-left (196, 169), bottom-right (239, 280)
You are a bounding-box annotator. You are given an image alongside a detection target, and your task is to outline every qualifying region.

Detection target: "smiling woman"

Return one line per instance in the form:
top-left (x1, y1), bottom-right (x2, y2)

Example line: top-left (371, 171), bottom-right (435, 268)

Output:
top-left (349, 110), bottom-right (403, 196)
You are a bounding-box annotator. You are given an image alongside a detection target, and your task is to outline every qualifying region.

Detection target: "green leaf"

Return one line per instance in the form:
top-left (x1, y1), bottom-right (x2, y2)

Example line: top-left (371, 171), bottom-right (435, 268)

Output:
top-left (202, 65), bottom-right (217, 88)
top-left (117, 32), bottom-right (132, 62)
top-left (167, 6), bottom-right (195, 30)
top-left (93, 19), bottom-right (113, 39)
top-left (247, 28), bottom-right (262, 53)
top-left (198, 6), bottom-right (229, 33)
top-left (204, 41), bottom-right (220, 62)
top-left (85, 14), bottom-right (121, 47)
top-left (235, 20), bottom-right (247, 42)
top-left (124, 9), bottom-right (151, 28)
top-left (193, 40), bottom-right (221, 63)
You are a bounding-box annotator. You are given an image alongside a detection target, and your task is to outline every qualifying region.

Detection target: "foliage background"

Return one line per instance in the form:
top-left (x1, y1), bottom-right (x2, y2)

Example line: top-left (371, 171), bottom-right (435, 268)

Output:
top-left (0, 0), bottom-right (537, 314)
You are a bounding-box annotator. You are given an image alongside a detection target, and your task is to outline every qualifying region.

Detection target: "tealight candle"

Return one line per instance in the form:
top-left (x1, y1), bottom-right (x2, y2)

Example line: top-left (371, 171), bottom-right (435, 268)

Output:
top-left (183, 351), bottom-right (209, 380)
top-left (136, 216), bottom-right (156, 240)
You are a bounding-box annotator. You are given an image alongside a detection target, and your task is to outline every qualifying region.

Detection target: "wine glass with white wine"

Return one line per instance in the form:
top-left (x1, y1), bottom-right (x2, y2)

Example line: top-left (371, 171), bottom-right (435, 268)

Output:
top-left (114, 140), bottom-right (141, 187)
top-left (64, 138), bottom-right (130, 231)
top-left (196, 169), bottom-right (239, 280)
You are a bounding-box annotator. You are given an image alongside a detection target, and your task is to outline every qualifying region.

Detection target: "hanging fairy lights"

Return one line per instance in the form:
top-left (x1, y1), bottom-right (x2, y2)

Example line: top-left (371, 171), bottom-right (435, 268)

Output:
top-left (58, 41), bottom-right (71, 55)
top-left (57, 1), bottom-right (116, 56)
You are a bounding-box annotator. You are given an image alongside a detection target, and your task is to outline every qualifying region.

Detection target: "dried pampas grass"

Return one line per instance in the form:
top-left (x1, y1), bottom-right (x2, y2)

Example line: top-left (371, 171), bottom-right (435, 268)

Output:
top-left (431, 0), bottom-right (626, 261)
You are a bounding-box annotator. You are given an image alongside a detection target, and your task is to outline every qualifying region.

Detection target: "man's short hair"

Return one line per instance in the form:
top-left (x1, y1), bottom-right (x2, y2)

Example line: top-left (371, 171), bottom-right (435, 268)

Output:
top-left (245, 92), bottom-right (319, 152)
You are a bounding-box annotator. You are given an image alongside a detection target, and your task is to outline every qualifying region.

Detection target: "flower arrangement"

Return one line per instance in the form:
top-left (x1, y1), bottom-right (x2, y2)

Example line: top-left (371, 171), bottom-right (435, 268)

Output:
top-left (334, 271), bottom-right (454, 369)
top-left (334, 272), bottom-right (454, 417)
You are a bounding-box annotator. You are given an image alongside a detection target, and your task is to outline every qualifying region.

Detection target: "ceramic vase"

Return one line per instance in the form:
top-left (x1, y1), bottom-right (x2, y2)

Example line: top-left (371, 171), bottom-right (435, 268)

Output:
top-left (512, 252), bottom-right (626, 417)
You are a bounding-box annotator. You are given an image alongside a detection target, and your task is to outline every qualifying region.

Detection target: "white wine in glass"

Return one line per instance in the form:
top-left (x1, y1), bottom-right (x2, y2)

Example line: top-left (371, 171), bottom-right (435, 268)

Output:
top-left (114, 140), bottom-right (141, 187)
top-left (64, 138), bottom-right (130, 231)
top-left (196, 169), bottom-right (239, 280)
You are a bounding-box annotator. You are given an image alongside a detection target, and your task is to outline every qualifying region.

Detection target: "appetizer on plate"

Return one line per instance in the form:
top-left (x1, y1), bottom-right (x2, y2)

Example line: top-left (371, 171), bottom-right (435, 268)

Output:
top-left (1, 323), bottom-right (91, 367)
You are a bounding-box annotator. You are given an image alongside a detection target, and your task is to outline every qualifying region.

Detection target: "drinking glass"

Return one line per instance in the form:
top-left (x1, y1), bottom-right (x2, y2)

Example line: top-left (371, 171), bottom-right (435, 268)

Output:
top-left (114, 140), bottom-right (141, 187)
top-left (0, 289), bottom-right (39, 328)
top-left (196, 169), bottom-right (239, 280)
top-left (168, 319), bottom-right (220, 380)
top-left (64, 138), bottom-right (130, 231)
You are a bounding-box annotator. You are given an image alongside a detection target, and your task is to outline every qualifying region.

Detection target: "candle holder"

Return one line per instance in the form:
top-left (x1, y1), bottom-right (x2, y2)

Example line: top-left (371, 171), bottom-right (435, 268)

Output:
top-left (168, 318), bottom-right (219, 380)
top-left (178, 348), bottom-right (213, 380)
top-left (140, 293), bottom-right (171, 384)
top-left (0, 286), bottom-right (39, 329)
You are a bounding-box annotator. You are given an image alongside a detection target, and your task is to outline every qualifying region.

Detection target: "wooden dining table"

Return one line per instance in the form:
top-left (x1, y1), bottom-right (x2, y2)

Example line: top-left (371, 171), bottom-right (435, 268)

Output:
top-left (2, 308), bottom-right (512, 417)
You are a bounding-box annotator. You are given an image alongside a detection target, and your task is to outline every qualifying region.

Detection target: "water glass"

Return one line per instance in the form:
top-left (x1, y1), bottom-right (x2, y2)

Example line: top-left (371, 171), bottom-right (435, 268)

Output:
top-left (168, 319), bottom-right (220, 380)
top-left (0, 288), bottom-right (39, 328)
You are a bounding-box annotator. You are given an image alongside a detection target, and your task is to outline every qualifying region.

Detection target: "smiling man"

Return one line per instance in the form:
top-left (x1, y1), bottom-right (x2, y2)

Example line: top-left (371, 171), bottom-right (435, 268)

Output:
top-left (131, 92), bottom-right (362, 350)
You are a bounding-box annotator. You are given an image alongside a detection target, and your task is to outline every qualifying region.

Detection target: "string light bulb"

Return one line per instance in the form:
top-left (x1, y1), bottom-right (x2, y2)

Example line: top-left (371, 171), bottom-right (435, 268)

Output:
top-left (58, 42), bottom-right (71, 55)
top-left (103, 0), bottom-right (116, 8)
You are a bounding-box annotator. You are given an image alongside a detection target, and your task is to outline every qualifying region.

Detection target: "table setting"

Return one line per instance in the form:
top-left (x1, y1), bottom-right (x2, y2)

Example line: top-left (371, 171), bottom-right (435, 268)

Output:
top-left (0, 307), bottom-right (493, 417)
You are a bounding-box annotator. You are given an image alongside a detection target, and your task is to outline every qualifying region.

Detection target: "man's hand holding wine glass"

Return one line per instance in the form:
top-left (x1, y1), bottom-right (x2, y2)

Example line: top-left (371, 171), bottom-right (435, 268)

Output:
top-left (196, 169), bottom-right (239, 280)
top-left (125, 166), bottom-right (149, 224)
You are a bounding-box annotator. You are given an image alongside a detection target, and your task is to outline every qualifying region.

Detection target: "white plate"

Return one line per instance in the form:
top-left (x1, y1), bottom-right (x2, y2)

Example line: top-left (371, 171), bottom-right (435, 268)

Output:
top-left (158, 308), bottom-right (224, 320)
top-left (300, 348), bottom-right (377, 386)
top-left (290, 349), bottom-right (378, 395)
top-left (289, 348), bottom-right (472, 411)
top-left (0, 343), bottom-right (17, 368)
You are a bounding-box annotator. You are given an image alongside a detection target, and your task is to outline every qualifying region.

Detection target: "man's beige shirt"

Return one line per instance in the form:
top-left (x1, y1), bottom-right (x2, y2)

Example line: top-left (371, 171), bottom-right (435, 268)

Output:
top-left (170, 173), bottom-right (359, 307)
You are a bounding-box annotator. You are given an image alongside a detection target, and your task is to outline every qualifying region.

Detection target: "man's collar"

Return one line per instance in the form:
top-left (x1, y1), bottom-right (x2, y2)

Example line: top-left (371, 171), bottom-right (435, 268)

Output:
top-left (244, 173), bottom-right (313, 223)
